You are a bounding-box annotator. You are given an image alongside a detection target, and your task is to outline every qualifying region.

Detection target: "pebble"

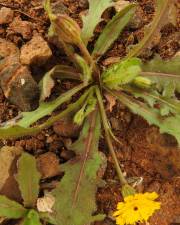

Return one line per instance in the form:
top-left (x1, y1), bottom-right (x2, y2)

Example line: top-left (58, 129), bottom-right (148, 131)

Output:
top-left (37, 152), bottom-right (60, 179)
top-left (0, 7), bottom-right (14, 25)
top-left (20, 35), bottom-right (52, 66)
top-left (8, 16), bottom-right (32, 39)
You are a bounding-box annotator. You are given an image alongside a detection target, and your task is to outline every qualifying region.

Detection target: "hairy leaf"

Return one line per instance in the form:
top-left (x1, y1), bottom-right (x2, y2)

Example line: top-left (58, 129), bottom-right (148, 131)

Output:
top-left (127, 86), bottom-right (180, 116)
top-left (23, 210), bottom-right (42, 225)
top-left (0, 87), bottom-right (91, 139)
top-left (17, 84), bottom-right (85, 128)
top-left (52, 110), bottom-right (106, 225)
top-left (142, 56), bottom-right (180, 97)
top-left (81, 0), bottom-right (113, 45)
top-left (102, 58), bottom-right (141, 89)
top-left (0, 195), bottom-right (27, 219)
top-left (109, 89), bottom-right (180, 146)
top-left (127, 0), bottom-right (171, 58)
top-left (74, 90), bottom-right (97, 125)
top-left (92, 4), bottom-right (136, 60)
top-left (75, 54), bottom-right (92, 84)
top-left (16, 152), bottom-right (41, 208)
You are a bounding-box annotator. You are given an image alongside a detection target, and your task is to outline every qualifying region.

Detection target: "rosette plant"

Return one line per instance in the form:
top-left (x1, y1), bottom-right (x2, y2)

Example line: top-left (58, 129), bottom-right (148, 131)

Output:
top-left (0, 0), bottom-right (179, 224)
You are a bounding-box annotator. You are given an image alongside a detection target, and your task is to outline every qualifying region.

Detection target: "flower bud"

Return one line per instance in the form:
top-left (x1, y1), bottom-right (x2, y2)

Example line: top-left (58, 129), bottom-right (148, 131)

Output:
top-left (121, 184), bottom-right (136, 198)
top-left (133, 76), bottom-right (152, 89)
top-left (54, 14), bottom-right (82, 46)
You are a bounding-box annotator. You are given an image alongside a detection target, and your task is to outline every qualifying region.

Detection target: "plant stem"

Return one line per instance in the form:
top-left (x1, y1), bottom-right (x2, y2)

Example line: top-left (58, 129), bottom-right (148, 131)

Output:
top-left (95, 87), bottom-right (127, 185)
top-left (78, 42), bottom-right (100, 82)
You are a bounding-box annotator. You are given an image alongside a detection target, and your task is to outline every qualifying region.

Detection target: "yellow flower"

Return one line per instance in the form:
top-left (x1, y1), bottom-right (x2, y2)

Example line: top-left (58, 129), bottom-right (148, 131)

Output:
top-left (113, 192), bottom-right (161, 225)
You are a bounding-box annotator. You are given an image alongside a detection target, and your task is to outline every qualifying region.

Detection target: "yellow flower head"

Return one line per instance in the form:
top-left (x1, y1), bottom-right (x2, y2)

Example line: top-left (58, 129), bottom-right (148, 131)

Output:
top-left (113, 192), bottom-right (161, 225)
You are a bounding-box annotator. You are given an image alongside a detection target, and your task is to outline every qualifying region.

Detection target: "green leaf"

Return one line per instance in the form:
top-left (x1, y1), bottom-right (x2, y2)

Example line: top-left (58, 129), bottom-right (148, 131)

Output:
top-left (92, 4), bottom-right (136, 61)
top-left (81, 0), bottom-right (113, 45)
top-left (109, 89), bottom-right (180, 146)
top-left (52, 110), bottom-right (106, 225)
top-left (75, 54), bottom-right (92, 84)
top-left (39, 212), bottom-right (57, 225)
top-left (127, 0), bottom-right (170, 58)
top-left (74, 89), bottom-right (97, 125)
top-left (126, 86), bottom-right (180, 116)
top-left (23, 210), bottom-right (42, 225)
top-left (142, 56), bottom-right (180, 97)
top-left (0, 87), bottom-right (92, 139)
top-left (16, 152), bottom-right (41, 208)
top-left (0, 195), bottom-right (27, 219)
top-left (102, 58), bottom-right (142, 89)
top-left (17, 84), bottom-right (85, 128)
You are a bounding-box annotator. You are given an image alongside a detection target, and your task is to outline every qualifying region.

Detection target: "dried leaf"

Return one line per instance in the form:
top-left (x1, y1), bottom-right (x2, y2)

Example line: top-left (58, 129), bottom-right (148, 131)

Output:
top-left (52, 110), bottom-right (106, 225)
top-left (81, 0), bottom-right (113, 45)
top-left (0, 146), bottom-right (22, 190)
top-left (39, 68), bottom-right (55, 102)
top-left (0, 195), bottom-right (27, 219)
top-left (104, 93), bottom-right (116, 112)
top-left (92, 4), bottom-right (136, 60)
top-left (114, 0), bottom-right (130, 12)
top-left (127, 0), bottom-right (172, 58)
top-left (16, 152), bottom-right (41, 208)
top-left (37, 193), bottom-right (55, 213)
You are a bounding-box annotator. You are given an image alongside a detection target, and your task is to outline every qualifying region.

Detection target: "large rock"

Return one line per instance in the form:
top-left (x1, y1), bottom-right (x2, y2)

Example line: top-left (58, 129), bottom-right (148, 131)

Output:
top-left (20, 35), bottom-right (52, 66)
top-left (0, 39), bottom-right (39, 111)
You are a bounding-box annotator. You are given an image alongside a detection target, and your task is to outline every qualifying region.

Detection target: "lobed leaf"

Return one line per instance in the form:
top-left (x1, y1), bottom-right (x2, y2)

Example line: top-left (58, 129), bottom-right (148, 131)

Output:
top-left (81, 0), bottom-right (113, 45)
top-left (52, 110), bottom-right (106, 225)
top-left (0, 195), bottom-right (27, 219)
top-left (16, 152), bottom-right (41, 208)
top-left (92, 4), bottom-right (136, 61)
top-left (142, 56), bottom-right (180, 96)
top-left (109, 89), bottom-right (180, 146)
top-left (15, 84), bottom-right (85, 128)
top-left (0, 87), bottom-right (92, 139)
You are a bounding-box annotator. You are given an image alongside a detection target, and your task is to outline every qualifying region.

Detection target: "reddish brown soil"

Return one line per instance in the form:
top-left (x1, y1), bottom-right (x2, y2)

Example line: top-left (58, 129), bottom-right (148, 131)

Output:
top-left (0, 0), bottom-right (180, 225)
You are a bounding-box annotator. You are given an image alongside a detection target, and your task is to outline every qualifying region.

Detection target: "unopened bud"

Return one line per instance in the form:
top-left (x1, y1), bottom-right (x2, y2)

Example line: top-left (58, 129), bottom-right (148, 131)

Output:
top-left (133, 76), bottom-right (152, 89)
top-left (54, 15), bottom-right (82, 46)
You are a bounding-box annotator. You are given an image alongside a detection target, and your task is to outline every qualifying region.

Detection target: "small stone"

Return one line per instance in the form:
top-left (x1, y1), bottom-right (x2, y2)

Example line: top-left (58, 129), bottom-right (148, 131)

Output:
top-left (53, 118), bottom-right (80, 138)
top-left (0, 7), bottom-right (14, 25)
top-left (60, 149), bottom-right (75, 161)
top-left (37, 152), bottom-right (60, 179)
top-left (8, 16), bottom-right (32, 39)
top-left (0, 61), bottom-right (39, 111)
top-left (20, 35), bottom-right (52, 66)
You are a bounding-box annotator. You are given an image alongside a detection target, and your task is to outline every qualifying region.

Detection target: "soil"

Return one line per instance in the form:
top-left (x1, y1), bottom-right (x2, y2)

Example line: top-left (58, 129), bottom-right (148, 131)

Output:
top-left (0, 0), bottom-right (180, 225)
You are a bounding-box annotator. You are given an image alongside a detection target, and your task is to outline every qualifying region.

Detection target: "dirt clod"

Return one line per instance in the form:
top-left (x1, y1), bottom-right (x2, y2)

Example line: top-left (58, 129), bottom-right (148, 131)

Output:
top-left (53, 118), bottom-right (80, 138)
top-left (7, 16), bottom-right (33, 40)
top-left (0, 7), bottom-right (14, 25)
top-left (37, 152), bottom-right (60, 179)
top-left (20, 34), bottom-right (52, 65)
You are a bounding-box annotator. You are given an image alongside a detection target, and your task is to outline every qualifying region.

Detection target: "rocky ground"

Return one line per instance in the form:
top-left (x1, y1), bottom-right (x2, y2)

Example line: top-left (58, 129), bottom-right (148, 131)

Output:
top-left (0, 0), bottom-right (179, 225)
